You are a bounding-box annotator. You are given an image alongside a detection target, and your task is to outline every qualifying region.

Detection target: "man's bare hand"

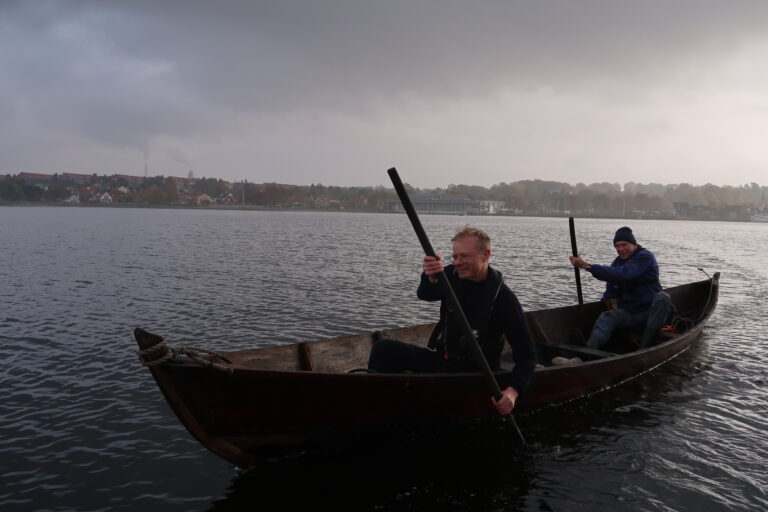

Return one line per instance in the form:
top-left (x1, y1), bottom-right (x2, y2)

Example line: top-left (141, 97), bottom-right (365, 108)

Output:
top-left (569, 255), bottom-right (591, 269)
top-left (423, 255), bottom-right (444, 282)
top-left (491, 386), bottom-right (519, 416)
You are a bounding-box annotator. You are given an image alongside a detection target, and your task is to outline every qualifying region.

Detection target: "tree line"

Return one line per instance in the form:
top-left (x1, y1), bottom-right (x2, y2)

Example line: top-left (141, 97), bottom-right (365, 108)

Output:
top-left (1, 172), bottom-right (765, 216)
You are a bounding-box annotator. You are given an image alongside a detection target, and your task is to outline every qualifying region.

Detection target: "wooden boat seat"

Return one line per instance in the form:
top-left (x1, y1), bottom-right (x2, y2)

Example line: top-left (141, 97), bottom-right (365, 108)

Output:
top-left (551, 342), bottom-right (617, 359)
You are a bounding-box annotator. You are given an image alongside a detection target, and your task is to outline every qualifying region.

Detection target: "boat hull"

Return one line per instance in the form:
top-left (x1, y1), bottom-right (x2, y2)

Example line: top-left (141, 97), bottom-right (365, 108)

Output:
top-left (136, 273), bottom-right (719, 466)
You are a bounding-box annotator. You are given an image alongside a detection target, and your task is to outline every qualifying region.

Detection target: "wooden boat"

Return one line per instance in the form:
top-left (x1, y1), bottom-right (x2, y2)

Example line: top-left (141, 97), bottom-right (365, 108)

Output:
top-left (135, 272), bottom-right (719, 467)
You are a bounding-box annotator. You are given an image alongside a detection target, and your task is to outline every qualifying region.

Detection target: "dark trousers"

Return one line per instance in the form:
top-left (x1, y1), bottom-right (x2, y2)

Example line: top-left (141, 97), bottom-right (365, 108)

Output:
top-left (367, 339), bottom-right (472, 373)
top-left (589, 291), bottom-right (672, 348)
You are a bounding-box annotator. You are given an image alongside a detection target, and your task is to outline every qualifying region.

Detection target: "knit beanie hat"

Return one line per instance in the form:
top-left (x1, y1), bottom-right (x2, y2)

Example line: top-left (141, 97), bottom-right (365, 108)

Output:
top-left (613, 226), bottom-right (637, 245)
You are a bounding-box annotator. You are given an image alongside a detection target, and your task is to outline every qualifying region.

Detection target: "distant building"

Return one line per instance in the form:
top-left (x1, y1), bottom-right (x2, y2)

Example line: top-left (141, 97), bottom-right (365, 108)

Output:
top-left (64, 194), bottom-right (80, 204)
top-left (723, 205), bottom-right (750, 221)
top-left (168, 176), bottom-right (197, 192)
top-left (99, 192), bottom-right (113, 204)
top-left (115, 174), bottom-right (145, 188)
top-left (62, 173), bottom-right (92, 185)
top-left (673, 202), bottom-right (691, 217)
top-left (17, 172), bottom-right (54, 189)
top-left (386, 193), bottom-right (505, 215)
top-left (478, 200), bottom-right (506, 214)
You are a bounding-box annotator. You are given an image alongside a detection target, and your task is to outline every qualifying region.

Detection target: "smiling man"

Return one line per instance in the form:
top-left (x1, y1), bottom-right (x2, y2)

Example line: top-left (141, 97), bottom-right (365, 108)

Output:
top-left (569, 226), bottom-right (672, 350)
top-left (367, 226), bottom-right (537, 415)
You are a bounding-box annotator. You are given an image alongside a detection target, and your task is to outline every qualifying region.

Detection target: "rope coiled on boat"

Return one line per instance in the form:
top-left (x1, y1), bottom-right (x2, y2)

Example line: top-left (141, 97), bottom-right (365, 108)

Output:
top-left (137, 337), bottom-right (234, 374)
top-left (670, 316), bottom-right (694, 333)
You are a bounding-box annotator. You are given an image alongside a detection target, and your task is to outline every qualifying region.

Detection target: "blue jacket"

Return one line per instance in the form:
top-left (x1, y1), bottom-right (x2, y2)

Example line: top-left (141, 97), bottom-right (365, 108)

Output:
top-left (587, 246), bottom-right (662, 313)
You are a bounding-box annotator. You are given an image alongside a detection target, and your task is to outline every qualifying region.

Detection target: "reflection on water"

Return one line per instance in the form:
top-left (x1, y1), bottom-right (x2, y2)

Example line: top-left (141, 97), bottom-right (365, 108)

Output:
top-left (1, 207), bottom-right (766, 511)
top-left (213, 432), bottom-right (535, 511)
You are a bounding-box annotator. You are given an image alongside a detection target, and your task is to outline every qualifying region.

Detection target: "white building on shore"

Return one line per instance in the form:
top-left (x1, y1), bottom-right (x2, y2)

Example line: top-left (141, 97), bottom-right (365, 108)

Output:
top-left (387, 194), bottom-right (505, 215)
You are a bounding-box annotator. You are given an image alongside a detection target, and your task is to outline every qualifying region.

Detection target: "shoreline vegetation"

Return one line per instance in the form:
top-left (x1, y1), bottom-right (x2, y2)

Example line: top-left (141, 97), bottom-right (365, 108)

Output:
top-left (1, 171), bottom-right (766, 222)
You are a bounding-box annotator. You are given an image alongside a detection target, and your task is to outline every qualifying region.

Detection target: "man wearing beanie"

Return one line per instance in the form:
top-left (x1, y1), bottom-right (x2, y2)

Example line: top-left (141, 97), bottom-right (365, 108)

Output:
top-left (568, 226), bottom-right (672, 350)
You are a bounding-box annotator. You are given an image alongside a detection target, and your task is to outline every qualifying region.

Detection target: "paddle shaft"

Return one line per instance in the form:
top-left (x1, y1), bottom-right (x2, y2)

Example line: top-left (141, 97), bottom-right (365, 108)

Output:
top-left (569, 217), bottom-right (584, 305)
top-left (387, 167), bottom-right (524, 443)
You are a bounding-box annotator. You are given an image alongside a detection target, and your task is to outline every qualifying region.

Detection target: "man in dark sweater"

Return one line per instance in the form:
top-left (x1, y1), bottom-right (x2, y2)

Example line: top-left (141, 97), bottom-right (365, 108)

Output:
top-left (367, 226), bottom-right (537, 415)
top-left (569, 226), bottom-right (672, 349)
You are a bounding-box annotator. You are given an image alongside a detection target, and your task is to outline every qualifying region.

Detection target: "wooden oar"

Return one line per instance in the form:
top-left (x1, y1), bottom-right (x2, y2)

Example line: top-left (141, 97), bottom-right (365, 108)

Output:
top-left (387, 167), bottom-right (525, 444)
top-left (569, 217), bottom-right (584, 305)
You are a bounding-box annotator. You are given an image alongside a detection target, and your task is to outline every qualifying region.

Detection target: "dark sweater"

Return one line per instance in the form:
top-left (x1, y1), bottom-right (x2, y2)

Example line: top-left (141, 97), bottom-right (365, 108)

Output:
top-left (417, 264), bottom-right (537, 394)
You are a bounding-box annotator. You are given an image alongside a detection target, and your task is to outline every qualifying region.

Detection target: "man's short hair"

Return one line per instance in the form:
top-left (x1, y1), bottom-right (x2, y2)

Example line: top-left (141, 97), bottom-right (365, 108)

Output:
top-left (451, 225), bottom-right (491, 251)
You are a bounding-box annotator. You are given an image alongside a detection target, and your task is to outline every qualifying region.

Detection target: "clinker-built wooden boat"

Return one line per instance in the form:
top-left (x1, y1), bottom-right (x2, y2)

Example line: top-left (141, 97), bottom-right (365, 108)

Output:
top-left (135, 272), bottom-right (719, 467)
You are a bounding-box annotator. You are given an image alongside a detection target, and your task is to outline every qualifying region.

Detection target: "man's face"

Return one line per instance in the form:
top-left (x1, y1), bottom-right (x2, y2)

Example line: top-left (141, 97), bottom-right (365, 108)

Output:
top-left (614, 241), bottom-right (637, 260)
top-left (451, 236), bottom-right (490, 281)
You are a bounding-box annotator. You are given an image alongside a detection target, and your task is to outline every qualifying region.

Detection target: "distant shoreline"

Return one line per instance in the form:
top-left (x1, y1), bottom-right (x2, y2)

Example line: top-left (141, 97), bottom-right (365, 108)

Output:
top-left (2, 201), bottom-right (764, 223)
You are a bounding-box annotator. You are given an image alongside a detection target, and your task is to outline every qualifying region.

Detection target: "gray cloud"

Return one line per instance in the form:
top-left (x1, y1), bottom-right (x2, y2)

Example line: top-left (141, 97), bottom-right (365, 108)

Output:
top-left (3, 0), bottom-right (768, 185)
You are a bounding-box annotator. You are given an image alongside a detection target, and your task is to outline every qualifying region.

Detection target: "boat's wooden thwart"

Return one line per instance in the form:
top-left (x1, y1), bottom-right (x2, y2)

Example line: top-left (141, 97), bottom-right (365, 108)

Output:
top-left (135, 273), bottom-right (719, 467)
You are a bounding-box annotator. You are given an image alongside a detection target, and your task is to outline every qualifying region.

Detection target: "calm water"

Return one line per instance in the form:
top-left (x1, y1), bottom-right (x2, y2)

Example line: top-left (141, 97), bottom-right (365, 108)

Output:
top-left (1, 206), bottom-right (766, 511)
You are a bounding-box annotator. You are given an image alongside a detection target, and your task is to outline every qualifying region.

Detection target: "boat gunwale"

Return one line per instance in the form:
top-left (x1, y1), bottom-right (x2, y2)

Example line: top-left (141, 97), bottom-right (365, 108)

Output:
top-left (158, 274), bottom-right (718, 379)
top-left (158, 318), bottom-right (706, 379)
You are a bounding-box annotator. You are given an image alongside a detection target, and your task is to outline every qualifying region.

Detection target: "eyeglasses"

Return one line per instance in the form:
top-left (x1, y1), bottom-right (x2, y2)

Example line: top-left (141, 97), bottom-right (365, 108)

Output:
top-left (451, 252), bottom-right (481, 263)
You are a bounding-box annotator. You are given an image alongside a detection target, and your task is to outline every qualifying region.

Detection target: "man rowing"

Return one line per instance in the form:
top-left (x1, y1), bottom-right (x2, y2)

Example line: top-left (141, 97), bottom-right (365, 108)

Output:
top-left (569, 226), bottom-right (672, 350)
top-left (368, 226), bottom-right (537, 415)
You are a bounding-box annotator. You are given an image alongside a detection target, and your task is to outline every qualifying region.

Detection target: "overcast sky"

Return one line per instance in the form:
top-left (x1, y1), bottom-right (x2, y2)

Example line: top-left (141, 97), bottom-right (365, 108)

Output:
top-left (3, 1), bottom-right (768, 188)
